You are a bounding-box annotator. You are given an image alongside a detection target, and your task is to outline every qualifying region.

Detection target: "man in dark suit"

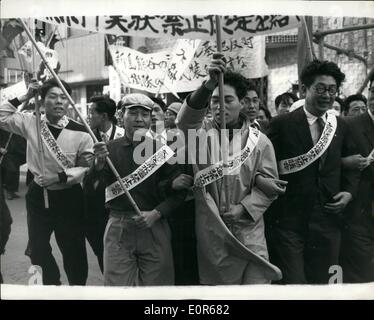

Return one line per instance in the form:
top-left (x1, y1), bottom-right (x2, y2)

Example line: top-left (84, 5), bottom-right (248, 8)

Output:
top-left (340, 75), bottom-right (374, 283)
top-left (266, 60), bottom-right (360, 284)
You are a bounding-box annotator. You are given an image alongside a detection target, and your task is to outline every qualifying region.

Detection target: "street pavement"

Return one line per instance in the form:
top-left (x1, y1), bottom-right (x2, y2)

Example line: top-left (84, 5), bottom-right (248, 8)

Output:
top-left (1, 171), bottom-right (103, 286)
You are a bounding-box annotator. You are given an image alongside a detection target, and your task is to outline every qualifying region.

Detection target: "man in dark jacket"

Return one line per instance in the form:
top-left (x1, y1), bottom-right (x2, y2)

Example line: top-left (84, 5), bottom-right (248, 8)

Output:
top-left (266, 60), bottom-right (360, 284)
top-left (340, 75), bottom-right (374, 283)
top-left (0, 152), bottom-right (12, 283)
top-left (85, 93), bottom-right (185, 286)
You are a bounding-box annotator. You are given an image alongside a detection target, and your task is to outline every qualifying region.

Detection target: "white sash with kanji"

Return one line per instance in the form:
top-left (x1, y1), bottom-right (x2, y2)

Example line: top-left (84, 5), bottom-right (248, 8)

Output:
top-left (278, 113), bottom-right (337, 175)
top-left (40, 119), bottom-right (74, 170)
top-left (193, 127), bottom-right (260, 189)
top-left (105, 144), bottom-right (175, 202)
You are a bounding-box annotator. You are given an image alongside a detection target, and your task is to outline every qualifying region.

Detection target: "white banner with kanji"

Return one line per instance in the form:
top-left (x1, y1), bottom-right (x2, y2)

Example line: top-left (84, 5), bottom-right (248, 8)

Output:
top-left (110, 36), bottom-right (268, 93)
top-left (38, 15), bottom-right (301, 39)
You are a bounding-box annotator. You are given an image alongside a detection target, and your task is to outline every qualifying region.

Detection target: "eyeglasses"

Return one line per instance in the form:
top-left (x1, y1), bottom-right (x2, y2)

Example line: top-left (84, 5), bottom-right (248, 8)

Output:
top-left (313, 84), bottom-right (337, 96)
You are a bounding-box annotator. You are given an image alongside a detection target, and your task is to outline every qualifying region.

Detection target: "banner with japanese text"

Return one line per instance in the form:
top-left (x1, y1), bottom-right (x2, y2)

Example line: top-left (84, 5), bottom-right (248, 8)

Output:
top-left (109, 36), bottom-right (268, 93)
top-left (39, 15), bottom-right (301, 39)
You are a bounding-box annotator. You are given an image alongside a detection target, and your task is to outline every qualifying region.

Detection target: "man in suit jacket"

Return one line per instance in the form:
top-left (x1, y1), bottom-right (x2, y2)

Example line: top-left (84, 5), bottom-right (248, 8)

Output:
top-left (340, 76), bottom-right (374, 283)
top-left (266, 60), bottom-right (360, 284)
top-left (85, 95), bottom-right (125, 272)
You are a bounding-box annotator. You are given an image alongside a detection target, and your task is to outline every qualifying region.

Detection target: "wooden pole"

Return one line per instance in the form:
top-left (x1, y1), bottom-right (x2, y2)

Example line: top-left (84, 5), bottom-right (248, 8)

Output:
top-left (301, 16), bottom-right (316, 62)
top-left (34, 91), bottom-right (49, 208)
top-left (215, 15), bottom-right (230, 214)
top-left (318, 17), bottom-right (324, 61)
top-left (19, 19), bottom-right (142, 216)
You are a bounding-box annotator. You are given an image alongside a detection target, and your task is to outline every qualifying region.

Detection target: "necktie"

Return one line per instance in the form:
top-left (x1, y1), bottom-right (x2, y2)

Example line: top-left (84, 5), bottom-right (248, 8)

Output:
top-left (316, 117), bottom-right (325, 141)
top-left (101, 132), bottom-right (109, 143)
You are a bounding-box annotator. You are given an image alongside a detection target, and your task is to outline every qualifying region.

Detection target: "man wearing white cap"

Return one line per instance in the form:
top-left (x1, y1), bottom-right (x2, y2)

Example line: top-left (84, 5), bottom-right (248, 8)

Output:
top-left (85, 93), bottom-right (185, 286)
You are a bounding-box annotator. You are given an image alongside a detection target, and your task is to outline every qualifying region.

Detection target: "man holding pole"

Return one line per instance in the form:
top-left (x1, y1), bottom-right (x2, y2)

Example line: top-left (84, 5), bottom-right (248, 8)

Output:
top-left (86, 93), bottom-right (186, 286)
top-left (0, 79), bottom-right (93, 285)
top-left (177, 53), bottom-right (286, 284)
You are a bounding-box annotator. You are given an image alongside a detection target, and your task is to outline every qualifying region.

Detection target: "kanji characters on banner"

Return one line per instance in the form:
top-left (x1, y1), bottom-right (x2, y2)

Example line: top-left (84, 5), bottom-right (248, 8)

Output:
top-left (110, 36), bottom-right (268, 93)
top-left (39, 15), bottom-right (301, 39)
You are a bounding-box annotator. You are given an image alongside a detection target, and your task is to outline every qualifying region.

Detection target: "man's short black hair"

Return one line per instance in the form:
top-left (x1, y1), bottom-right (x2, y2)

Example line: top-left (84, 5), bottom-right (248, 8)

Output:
top-left (89, 95), bottom-right (117, 122)
top-left (275, 92), bottom-right (299, 109)
top-left (222, 71), bottom-right (251, 100)
top-left (40, 78), bottom-right (72, 100)
top-left (300, 60), bottom-right (345, 88)
top-left (343, 94), bottom-right (367, 114)
top-left (150, 96), bottom-right (167, 112)
top-left (259, 106), bottom-right (272, 121)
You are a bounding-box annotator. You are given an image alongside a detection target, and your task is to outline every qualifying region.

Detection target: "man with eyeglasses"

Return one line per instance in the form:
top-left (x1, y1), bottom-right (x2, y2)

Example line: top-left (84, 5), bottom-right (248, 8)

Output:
top-left (340, 74), bottom-right (374, 283)
top-left (266, 60), bottom-right (360, 284)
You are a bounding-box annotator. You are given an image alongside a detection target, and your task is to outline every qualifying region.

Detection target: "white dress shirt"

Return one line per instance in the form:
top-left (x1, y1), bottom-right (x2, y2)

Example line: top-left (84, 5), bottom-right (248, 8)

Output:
top-left (303, 107), bottom-right (327, 145)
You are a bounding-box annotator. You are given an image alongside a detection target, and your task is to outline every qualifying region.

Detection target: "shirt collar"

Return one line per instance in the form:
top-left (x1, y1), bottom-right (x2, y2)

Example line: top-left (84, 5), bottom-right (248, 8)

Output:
top-left (102, 124), bottom-right (113, 139)
top-left (303, 106), bottom-right (327, 125)
top-left (42, 115), bottom-right (69, 129)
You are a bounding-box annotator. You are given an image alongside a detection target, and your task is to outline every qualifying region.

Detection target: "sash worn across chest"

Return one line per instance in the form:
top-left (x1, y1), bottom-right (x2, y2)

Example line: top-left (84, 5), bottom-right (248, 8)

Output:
top-left (40, 120), bottom-right (74, 170)
top-left (278, 113), bottom-right (337, 175)
top-left (105, 144), bottom-right (175, 202)
top-left (193, 127), bottom-right (260, 189)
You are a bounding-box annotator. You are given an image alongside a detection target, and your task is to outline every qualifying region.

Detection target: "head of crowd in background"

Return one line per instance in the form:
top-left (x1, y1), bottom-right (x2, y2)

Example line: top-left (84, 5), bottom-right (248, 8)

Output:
top-left (40, 78), bottom-right (72, 123)
top-left (210, 70), bottom-right (250, 128)
top-left (119, 93), bottom-right (154, 140)
top-left (331, 96), bottom-right (344, 116)
top-left (275, 92), bottom-right (299, 115)
top-left (368, 73), bottom-right (374, 116)
top-left (257, 106), bottom-right (272, 131)
top-left (89, 95), bottom-right (117, 130)
top-left (165, 102), bottom-right (182, 129)
top-left (149, 96), bottom-right (167, 132)
top-left (300, 60), bottom-right (345, 117)
top-left (240, 80), bottom-right (260, 123)
top-left (342, 94), bottom-right (367, 117)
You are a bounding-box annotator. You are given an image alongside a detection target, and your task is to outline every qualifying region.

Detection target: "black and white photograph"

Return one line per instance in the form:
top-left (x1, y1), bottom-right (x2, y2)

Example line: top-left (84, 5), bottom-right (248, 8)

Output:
top-left (0, 0), bottom-right (373, 302)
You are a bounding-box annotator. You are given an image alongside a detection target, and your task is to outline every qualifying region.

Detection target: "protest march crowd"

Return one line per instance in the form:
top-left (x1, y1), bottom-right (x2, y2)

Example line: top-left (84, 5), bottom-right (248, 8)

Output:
top-left (0, 52), bottom-right (373, 287)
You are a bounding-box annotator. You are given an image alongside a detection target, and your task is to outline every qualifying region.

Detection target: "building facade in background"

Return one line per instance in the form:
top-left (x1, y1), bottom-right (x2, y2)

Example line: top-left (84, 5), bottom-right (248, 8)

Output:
top-left (1, 16), bottom-right (373, 117)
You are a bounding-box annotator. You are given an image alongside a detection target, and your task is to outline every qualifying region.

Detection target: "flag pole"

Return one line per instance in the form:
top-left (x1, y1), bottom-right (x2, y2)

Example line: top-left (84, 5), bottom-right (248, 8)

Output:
top-left (19, 19), bottom-right (143, 216)
top-left (215, 15), bottom-right (230, 214)
top-left (29, 19), bottom-right (49, 208)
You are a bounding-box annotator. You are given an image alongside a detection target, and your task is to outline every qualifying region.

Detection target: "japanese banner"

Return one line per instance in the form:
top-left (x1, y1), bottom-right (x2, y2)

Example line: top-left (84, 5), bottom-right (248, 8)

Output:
top-left (109, 39), bottom-right (199, 94)
top-left (0, 80), bottom-right (27, 105)
top-left (107, 65), bottom-right (121, 103)
top-left (39, 15), bottom-right (301, 39)
top-left (109, 36), bottom-right (268, 93)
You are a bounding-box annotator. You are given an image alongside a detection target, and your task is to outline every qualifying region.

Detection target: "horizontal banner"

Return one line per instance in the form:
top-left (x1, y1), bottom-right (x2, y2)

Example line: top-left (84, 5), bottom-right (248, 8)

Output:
top-left (39, 15), bottom-right (301, 39)
top-left (110, 36), bottom-right (268, 93)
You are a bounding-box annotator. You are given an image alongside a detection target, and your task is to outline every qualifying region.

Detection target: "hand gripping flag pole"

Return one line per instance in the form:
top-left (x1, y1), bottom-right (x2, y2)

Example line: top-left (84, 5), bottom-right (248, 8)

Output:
top-left (19, 19), bottom-right (143, 216)
top-left (215, 15), bottom-right (231, 214)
